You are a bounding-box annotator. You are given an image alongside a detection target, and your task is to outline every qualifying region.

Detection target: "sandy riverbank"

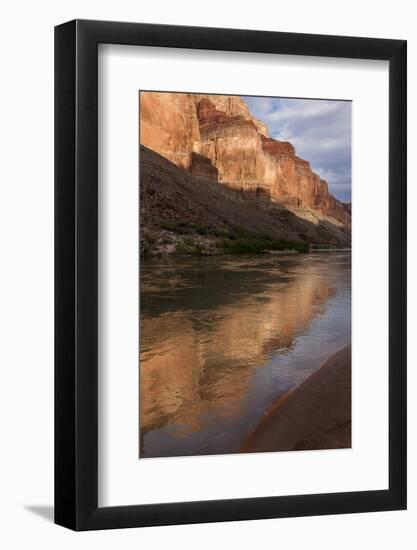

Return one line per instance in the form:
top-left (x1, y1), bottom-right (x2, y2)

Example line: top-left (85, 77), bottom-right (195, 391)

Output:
top-left (240, 345), bottom-right (351, 453)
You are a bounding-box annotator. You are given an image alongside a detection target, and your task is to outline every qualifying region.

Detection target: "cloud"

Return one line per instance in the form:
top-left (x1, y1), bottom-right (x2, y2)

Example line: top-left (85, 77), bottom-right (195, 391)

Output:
top-left (242, 96), bottom-right (351, 202)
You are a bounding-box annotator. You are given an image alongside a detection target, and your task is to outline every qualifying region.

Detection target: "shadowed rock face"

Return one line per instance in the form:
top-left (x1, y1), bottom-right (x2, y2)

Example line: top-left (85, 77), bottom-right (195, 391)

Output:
top-left (189, 152), bottom-right (219, 181)
top-left (139, 92), bottom-right (350, 228)
top-left (140, 145), bottom-right (351, 250)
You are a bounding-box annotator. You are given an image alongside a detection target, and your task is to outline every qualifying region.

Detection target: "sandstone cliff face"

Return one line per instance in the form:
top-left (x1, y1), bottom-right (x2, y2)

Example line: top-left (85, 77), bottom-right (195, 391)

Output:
top-left (189, 152), bottom-right (219, 181)
top-left (140, 145), bottom-right (351, 253)
top-left (140, 92), bottom-right (200, 170)
top-left (196, 94), bottom-right (269, 136)
top-left (139, 92), bottom-right (349, 226)
top-left (197, 98), bottom-right (266, 191)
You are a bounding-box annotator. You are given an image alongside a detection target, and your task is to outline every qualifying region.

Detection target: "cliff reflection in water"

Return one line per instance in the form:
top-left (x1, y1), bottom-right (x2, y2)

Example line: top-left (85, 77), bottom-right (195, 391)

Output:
top-left (139, 252), bottom-right (351, 458)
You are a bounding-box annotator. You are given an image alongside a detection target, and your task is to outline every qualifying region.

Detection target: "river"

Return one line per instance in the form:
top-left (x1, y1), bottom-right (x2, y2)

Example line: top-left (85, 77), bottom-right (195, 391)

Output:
top-left (139, 251), bottom-right (351, 458)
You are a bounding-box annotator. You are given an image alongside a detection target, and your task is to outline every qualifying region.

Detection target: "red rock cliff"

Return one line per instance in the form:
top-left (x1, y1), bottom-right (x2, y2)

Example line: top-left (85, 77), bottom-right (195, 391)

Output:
top-left (139, 92), bottom-right (349, 225)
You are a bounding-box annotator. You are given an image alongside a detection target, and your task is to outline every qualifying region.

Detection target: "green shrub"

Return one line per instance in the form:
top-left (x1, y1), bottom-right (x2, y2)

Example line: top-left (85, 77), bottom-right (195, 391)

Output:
top-left (219, 237), bottom-right (308, 255)
top-left (176, 238), bottom-right (203, 255)
top-left (159, 221), bottom-right (309, 255)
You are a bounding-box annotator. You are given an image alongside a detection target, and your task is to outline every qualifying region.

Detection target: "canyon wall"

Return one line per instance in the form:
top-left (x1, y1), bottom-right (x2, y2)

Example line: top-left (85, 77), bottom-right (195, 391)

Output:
top-left (139, 92), bottom-right (349, 225)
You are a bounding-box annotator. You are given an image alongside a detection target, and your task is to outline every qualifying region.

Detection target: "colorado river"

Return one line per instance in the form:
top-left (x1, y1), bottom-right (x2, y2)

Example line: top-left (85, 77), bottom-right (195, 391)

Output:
top-left (139, 251), bottom-right (351, 458)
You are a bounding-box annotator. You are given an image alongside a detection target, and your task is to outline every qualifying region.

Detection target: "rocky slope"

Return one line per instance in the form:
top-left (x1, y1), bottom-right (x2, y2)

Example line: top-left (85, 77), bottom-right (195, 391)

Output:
top-left (140, 145), bottom-right (351, 256)
top-left (140, 92), bottom-right (350, 229)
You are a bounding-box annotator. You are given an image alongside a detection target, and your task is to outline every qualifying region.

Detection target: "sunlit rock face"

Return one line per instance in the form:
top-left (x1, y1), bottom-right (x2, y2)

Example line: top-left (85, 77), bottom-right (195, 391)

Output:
top-left (139, 92), bottom-right (349, 225)
top-left (196, 98), bottom-right (266, 192)
top-left (260, 135), bottom-right (347, 224)
top-left (195, 94), bottom-right (269, 136)
top-left (139, 92), bottom-right (200, 170)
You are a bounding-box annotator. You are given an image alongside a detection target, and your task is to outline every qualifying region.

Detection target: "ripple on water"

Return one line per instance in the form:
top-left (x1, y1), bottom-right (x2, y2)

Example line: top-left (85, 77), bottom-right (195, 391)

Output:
top-left (139, 252), bottom-right (351, 458)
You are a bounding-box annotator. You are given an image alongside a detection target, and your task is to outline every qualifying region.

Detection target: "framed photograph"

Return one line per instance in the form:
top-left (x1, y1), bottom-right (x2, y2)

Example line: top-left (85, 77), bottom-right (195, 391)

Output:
top-left (55, 19), bottom-right (406, 530)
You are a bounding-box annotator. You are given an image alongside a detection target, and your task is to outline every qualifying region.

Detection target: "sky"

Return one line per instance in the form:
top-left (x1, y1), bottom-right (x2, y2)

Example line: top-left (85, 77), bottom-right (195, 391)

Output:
top-left (242, 96), bottom-right (352, 202)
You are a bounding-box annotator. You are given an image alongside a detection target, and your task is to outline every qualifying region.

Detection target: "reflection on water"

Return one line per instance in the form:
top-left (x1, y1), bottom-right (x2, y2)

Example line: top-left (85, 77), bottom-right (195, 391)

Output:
top-left (139, 252), bottom-right (351, 458)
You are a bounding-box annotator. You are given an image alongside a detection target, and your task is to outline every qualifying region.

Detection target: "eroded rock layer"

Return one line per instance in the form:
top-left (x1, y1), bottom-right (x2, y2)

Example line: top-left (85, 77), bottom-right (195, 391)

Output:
top-left (139, 92), bottom-right (349, 226)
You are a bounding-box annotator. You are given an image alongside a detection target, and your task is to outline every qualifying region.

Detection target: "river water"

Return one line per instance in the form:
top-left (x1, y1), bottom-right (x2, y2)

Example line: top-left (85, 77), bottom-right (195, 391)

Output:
top-left (139, 251), bottom-right (351, 458)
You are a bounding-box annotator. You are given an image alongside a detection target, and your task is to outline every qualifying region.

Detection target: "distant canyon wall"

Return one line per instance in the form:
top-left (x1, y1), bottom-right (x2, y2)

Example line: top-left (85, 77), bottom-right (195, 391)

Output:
top-left (140, 92), bottom-right (349, 225)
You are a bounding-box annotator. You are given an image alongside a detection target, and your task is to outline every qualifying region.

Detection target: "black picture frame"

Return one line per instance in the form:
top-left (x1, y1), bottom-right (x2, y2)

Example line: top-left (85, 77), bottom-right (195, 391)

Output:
top-left (55, 19), bottom-right (407, 531)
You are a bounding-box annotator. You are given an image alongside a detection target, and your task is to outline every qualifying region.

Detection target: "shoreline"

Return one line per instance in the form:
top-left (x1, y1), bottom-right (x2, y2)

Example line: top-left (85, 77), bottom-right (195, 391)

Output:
top-left (240, 345), bottom-right (351, 454)
top-left (142, 248), bottom-right (352, 259)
